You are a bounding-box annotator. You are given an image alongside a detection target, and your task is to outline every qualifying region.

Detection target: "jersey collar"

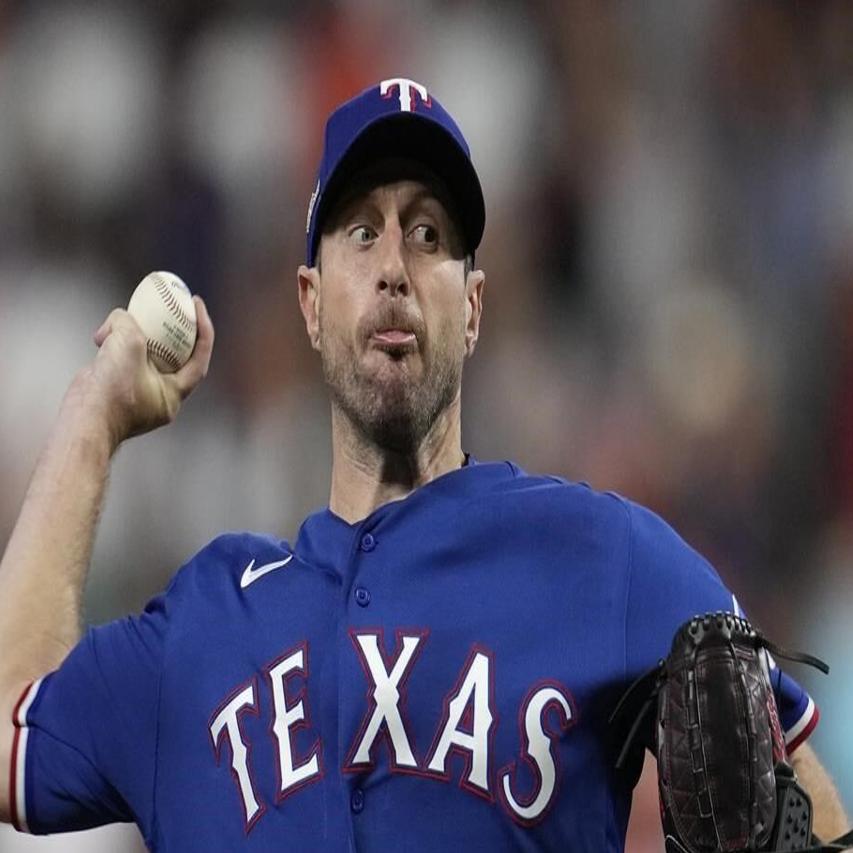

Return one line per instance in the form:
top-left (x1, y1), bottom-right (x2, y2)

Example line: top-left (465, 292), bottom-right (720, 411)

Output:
top-left (294, 458), bottom-right (519, 576)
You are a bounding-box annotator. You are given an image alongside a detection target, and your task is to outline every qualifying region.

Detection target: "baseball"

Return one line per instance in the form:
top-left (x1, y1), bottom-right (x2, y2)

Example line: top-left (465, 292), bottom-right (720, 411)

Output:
top-left (127, 271), bottom-right (197, 373)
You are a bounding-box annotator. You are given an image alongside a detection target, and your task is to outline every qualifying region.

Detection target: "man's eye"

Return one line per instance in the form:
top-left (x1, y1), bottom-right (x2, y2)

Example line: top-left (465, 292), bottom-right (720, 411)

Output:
top-left (350, 226), bottom-right (376, 244)
top-left (410, 224), bottom-right (438, 245)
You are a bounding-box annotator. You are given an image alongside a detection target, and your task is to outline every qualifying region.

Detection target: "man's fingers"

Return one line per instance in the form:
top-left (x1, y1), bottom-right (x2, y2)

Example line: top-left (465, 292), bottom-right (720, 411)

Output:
top-left (173, 296), bottom-right (214, 398)
top-left (93, 309), bottom-right (145, 349)
top-left (93, 308), bottom-right (124, 347)
top-left (92, 298), bottom-right (211, 418)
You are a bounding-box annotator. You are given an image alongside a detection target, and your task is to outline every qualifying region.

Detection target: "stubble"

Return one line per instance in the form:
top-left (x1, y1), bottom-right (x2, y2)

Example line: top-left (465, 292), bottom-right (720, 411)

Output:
top-left (319, 303), bottom-right (464, 454)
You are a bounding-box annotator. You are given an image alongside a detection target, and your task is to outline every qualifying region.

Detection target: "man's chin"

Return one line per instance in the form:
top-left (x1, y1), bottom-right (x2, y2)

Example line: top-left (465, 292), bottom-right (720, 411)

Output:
top-left (362, 354), bottom-right (424, 390)
top-left (352, 381), bottom-right (427, 451)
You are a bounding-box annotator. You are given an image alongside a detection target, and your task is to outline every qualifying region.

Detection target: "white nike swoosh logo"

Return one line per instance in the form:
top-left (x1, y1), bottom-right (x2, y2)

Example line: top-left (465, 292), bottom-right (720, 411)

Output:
top-left (240, 555), bottom-right (293, 589)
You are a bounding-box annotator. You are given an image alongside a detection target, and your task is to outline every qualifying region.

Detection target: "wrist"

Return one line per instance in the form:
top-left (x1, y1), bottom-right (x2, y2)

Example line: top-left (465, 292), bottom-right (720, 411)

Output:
top-left (59, 370), bottom-right (124, 457)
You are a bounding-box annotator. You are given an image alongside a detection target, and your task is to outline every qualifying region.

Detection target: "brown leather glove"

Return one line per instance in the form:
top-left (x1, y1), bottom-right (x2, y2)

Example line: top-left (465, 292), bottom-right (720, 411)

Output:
top-left (657, 612), bottom-right (808, 852)
top-left (611, 611), bottom-right (847, 853)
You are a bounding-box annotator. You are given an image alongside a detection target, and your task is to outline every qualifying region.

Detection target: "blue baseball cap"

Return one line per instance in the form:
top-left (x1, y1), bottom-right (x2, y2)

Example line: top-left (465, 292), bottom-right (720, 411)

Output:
top-left (305, 77), bottom-right (485, 267)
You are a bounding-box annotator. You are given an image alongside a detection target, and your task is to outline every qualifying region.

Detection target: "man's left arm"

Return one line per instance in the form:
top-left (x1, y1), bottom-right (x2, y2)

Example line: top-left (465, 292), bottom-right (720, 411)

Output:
top-left (792, 742), bottom-right (850, 843)
top-left (621, 500), bottom-right (850, 844)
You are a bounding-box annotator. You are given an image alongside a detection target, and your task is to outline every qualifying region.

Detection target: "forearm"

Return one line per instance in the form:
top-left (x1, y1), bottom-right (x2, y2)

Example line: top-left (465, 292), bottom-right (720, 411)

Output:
top-left (0, 300), bottom-right (212, 824)
top-left (792, 742), bottom-right (850, 842)
top-left (0, 374), bottom-right (115, 694)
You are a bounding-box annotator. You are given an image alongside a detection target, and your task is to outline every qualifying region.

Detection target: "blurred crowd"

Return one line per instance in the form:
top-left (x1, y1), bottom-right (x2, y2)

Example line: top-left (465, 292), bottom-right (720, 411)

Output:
top-left (1, 1), bottom-right (852, 850)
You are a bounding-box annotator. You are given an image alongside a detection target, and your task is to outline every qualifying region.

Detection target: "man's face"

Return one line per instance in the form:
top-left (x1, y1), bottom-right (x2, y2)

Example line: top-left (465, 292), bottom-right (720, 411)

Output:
top-left (299, 167), bottom-right (483, 452)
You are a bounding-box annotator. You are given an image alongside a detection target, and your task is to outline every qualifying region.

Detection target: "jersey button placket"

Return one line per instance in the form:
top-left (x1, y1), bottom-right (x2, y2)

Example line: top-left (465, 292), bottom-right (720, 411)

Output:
top-left (354, 532), bottom-right (376, 608)
top-left (350, 788), bottom-right (365, 813)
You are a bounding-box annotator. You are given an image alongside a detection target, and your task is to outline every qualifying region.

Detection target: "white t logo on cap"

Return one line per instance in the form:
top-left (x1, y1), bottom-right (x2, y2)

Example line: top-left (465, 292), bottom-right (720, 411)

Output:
top-left (380, 77), bottom-right (429, 112)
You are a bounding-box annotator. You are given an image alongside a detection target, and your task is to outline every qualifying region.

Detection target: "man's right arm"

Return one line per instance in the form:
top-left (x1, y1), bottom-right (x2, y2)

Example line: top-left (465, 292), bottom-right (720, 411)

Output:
top-left (0, 299), bottom-right (213, 823)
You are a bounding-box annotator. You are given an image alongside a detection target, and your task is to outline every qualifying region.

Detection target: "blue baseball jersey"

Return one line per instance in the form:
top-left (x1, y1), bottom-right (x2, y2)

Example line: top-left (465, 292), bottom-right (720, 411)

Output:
top-left (9, 460), bottom-right (817, 850)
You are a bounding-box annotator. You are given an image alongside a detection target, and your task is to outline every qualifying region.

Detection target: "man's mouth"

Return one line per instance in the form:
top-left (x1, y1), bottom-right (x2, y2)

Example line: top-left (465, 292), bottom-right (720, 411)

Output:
top-left (371, 328), bottom-right (418, 346)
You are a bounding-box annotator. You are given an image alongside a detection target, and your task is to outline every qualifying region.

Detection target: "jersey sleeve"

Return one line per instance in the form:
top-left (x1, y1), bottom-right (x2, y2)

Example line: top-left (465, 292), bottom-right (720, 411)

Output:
top-left (9, 587), bottom-right (170, 839)
top-left (621, 498), bottom-right (817, 752)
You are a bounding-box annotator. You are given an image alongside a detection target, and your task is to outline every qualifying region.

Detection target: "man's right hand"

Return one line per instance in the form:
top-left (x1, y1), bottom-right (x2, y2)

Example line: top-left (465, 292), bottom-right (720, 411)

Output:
top-left (71, 295), bottom-right (215, 453)
top-left (0, 294), bottom-right (214, 825)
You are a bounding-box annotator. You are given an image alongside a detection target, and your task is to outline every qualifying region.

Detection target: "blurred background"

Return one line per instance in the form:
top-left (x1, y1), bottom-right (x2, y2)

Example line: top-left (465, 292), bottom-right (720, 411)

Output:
top-left (1, 0), bottom-right (852, 849)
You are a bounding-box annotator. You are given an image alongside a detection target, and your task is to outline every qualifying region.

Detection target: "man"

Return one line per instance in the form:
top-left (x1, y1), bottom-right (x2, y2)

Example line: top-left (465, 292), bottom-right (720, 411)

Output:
top-left (0, 78), bottom-right (847, 850)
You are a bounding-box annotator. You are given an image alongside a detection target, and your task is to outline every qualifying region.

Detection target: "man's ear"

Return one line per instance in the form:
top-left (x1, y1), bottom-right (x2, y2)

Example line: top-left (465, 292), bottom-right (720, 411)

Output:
top-left (464, 268), bottom-right (485, 357)
top-left (297, 264), bottom-right (321, 351)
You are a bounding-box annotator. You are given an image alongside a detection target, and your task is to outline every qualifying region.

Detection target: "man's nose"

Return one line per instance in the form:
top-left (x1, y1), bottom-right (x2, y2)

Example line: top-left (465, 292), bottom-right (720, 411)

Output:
top-left (376, 222), bottom-right (410, 298)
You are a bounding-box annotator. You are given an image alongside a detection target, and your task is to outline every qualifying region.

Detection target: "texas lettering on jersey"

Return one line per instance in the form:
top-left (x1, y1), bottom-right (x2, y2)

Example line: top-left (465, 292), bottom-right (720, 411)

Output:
top-left (208, 631), bottom-right (574, 833)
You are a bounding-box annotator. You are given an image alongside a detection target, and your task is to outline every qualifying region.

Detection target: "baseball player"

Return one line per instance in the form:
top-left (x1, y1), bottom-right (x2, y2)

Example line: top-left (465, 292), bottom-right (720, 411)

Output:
top-left (0, 78), bottom-right (847, 851)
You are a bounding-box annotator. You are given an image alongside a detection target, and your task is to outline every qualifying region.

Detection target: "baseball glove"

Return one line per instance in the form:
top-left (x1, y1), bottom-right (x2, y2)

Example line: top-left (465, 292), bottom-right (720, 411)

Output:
top-left (610, 611), bottom-right (852, 853)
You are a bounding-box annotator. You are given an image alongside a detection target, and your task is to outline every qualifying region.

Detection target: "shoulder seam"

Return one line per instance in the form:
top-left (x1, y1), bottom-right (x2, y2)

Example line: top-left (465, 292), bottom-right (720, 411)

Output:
top-left (618, 496), bottom-right (634, 686)
top-left (503, 460), bottom-right (522, 478)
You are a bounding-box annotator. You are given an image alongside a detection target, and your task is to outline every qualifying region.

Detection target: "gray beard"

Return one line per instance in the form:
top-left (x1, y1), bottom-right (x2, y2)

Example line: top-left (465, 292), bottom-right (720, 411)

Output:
top-left (321, 347), bottom-right (461, 454)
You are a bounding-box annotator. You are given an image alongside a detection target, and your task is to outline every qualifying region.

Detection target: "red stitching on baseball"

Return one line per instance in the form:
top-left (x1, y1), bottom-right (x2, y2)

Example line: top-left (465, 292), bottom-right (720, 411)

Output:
top-left (147, 339), bottom-right (181, 370)
top-left (153, 274), bottom-right (195, 332)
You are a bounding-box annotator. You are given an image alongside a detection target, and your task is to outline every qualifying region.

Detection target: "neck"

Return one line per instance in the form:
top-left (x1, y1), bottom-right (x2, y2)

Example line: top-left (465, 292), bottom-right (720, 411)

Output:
top-left (328, 394), bottom-right (465, 523)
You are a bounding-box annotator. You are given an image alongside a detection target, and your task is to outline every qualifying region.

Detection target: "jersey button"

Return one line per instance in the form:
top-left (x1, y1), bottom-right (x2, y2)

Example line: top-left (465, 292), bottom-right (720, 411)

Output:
top-left (354, 586), bottom-right (371, 607)
top-left (360, 533), bottom-right (376, 552)
top-left (351, 788), bottom-right (365, 813)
